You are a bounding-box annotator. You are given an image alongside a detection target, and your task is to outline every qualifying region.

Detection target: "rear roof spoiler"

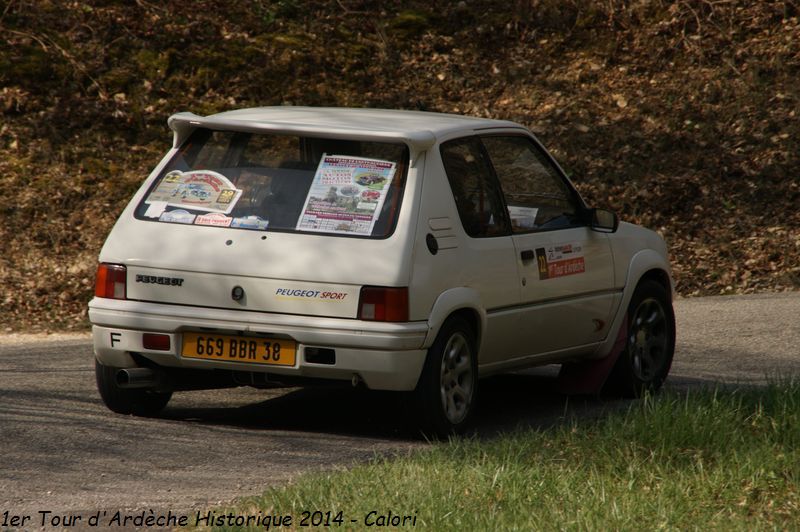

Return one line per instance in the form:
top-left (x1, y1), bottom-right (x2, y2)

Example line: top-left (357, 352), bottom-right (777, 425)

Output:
top-left (168, 112), bottom-right (437, 151)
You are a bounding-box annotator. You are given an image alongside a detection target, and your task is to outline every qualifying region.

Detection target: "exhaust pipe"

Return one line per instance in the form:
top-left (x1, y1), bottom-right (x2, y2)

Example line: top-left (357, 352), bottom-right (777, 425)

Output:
top-left (116, 367), bottom-right (161, 389)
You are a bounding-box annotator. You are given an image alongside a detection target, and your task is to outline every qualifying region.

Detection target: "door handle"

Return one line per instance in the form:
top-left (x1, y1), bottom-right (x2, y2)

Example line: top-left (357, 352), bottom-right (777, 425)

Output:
top-left (520, 249), bottom-right (534, 261)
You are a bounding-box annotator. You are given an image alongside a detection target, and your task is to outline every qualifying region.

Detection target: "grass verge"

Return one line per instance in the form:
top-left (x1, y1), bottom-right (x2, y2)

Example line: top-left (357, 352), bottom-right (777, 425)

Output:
top-left (202, 382), bottom-right (800, 530)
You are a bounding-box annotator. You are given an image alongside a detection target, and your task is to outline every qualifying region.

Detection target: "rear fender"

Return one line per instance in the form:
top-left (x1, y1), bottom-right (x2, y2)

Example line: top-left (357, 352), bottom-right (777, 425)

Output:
top-left (423, 287), bottom-right (486, 351)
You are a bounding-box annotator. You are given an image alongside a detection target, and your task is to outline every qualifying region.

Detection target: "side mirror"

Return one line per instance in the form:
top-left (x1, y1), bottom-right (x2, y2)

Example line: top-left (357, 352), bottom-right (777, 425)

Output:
top-left (590, 208), bottom-right (619, 233)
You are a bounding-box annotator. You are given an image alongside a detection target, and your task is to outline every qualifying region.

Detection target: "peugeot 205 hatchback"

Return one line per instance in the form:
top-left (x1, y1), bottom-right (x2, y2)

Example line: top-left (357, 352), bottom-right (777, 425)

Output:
top-left (89, 107), bottom-right (675, 436)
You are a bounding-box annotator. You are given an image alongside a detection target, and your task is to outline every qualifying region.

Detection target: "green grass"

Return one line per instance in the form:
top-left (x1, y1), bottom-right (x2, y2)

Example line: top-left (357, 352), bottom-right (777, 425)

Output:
top-left (202, 382), bottom-right (800, 530)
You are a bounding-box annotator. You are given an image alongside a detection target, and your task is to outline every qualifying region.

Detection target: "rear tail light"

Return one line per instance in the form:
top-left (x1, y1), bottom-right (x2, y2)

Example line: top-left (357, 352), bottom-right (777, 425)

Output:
top-left (358, 286), bottom-right (409, 322)
top-left (95, 263), bottom-right (127, 300)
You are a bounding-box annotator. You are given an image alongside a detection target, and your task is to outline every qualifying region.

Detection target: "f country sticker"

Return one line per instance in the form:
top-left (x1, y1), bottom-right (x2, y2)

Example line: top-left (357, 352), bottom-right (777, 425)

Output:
top-left (535, 242), bottom-right (586, 280)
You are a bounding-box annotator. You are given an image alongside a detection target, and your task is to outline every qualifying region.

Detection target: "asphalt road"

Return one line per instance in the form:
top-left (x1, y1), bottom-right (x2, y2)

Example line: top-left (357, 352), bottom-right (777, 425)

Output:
top-left (1, 292), bottom-right (799, 521)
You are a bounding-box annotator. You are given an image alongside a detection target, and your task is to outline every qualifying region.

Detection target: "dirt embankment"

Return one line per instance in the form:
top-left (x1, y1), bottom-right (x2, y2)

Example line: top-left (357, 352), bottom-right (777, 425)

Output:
top-left (1, 1), bottom-right (798, 331)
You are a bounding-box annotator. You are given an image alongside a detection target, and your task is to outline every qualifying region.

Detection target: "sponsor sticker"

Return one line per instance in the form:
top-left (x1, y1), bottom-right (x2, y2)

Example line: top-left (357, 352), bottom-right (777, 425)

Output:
top-left (145, 170), bottom-right (242, 214)
top-left (535, 242), bottom-right (586, 280)
top-left (231, 216), bottom-right (270, 230)
top-left (195, 212), bottom-right (233, 227)
top-left (159, 209), bottom-right (196, 224)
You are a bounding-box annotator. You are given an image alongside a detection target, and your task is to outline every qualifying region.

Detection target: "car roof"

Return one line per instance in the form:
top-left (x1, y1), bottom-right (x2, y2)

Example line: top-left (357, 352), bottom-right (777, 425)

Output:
top-left (168, 106), bottom-right (526, 150)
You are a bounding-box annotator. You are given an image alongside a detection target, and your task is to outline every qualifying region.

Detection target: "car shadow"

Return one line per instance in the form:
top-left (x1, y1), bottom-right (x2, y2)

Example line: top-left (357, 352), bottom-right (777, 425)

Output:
top-left (162, 384), bottom-right (414, 439)
top-left (157, 366), bottom-right (724, 441)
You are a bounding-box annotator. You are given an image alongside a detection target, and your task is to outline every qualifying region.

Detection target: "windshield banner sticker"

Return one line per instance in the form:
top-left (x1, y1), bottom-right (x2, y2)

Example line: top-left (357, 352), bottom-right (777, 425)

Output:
top-left (535, 242), bottom-right (586, 280)
top-left (295, 154), bottom-right (396, 236)
top-left (145, 170), bottom-right (242, 214)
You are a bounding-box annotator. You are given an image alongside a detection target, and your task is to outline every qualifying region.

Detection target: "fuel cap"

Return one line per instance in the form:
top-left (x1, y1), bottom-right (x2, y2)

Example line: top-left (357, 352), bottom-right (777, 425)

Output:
top-left (231, 285), bottom-right (245, 301)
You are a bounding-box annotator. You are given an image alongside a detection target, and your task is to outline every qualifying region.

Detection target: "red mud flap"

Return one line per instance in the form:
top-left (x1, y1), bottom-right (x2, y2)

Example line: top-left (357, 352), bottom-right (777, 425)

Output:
top-left (557, 315), bottom-right (628, 395)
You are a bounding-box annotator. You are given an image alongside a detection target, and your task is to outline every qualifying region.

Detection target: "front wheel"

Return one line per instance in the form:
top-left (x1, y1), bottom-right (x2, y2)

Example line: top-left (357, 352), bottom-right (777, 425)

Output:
top-left (95, 360), bottom-right (172, 416)
top-left (605, 280), bottom-right (675, 397)
top-left (413, 316), bottom-right (477, 438)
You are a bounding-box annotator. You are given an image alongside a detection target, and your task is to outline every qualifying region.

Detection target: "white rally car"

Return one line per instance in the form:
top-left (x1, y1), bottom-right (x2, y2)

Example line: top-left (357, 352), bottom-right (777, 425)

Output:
top-left (89, 107), bottom-right (675, 436)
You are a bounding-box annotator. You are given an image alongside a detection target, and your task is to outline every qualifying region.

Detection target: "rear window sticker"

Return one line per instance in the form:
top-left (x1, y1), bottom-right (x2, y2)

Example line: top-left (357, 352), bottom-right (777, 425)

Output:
top-left (159, 209), bottom-right (196, 224)
top-left (144, 201), bottom-right (168, 218)
top-left (195, 212), bottom-right (233, 227)
top-left (296, 154), bottom-right (396, 236)
top-left (231, 216), bottom-right (269, 230)
top-left (145, 170), bottom-right (242, 214)
top-left (535, 242), bottom-right (586, 280)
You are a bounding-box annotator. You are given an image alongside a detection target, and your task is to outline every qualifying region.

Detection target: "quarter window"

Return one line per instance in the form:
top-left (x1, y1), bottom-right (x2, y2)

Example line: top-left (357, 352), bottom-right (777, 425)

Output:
top-left (481, 136), bottom-right (582, 233)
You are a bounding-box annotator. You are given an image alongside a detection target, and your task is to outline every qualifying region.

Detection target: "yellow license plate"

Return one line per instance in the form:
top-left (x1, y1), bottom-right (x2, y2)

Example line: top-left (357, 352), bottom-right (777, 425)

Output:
top-left (181, 332), bottom-right (296, 366)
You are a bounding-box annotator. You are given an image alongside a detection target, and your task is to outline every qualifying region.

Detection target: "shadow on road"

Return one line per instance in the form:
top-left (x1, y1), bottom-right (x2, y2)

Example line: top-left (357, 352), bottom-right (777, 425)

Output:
top-left (156, 367), bottom-right (727, 441)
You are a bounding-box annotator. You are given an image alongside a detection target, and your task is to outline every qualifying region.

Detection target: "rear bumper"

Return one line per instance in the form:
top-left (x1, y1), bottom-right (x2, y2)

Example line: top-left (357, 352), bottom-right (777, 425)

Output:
top-left (89, 298), bottom-right (429, 391)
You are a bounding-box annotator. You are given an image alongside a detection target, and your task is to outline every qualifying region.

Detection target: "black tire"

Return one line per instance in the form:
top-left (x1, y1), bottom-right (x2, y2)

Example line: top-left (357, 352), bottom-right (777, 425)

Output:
top-left (95, 360), bottom-right (172, 416)
top-left (605, 280), bottom-right (675, 398)
top-left (413, 316), bottom-right (478, 438)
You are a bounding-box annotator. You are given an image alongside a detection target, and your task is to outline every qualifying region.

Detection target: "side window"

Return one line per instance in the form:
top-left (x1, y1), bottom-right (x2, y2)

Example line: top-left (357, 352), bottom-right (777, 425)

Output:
top-left (440, 137), bottom-right (510, 238)
top-left (482, 136), bottom-right (581, 233)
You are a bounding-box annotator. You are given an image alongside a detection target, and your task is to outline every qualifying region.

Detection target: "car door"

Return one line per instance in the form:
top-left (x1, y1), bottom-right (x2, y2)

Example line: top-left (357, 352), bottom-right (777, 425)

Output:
top-left (438, 136), bottom-right (523, 364)
top-left (481, 134), bottom-right (617, 356)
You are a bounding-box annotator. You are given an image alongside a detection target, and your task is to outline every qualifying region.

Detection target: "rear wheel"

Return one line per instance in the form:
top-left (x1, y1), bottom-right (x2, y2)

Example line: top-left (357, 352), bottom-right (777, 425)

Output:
top-left (413, 316), bottom-right (477, 438)
top-left (95, 360), bottom-right (172, 416)
top-left (605, 280), bottom-right (675, 397)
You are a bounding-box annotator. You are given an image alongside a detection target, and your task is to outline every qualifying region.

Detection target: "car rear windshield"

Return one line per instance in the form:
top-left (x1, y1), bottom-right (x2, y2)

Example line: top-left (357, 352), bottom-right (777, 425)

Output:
top-left (134, 128), bottom-right (409, 238)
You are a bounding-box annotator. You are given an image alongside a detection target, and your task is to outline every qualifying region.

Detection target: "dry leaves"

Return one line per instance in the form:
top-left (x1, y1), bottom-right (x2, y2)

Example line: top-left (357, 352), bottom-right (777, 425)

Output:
top-left (0, 1), bottom-right (798, 330)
